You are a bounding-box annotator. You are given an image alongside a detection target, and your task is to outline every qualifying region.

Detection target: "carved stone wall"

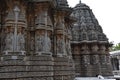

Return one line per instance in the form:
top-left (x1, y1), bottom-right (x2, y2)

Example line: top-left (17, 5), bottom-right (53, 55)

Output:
top-left (0, 0), bottom-right (113, 79)
top-left (0, 0), bottom-right (75, 80)
top-left (71, 2), bottom-right (113, 77)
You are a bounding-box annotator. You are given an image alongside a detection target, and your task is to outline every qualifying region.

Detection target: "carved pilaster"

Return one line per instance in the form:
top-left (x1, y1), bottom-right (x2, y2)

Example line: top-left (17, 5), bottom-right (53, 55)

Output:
top-left (34, 3), bottom-right (53, 56)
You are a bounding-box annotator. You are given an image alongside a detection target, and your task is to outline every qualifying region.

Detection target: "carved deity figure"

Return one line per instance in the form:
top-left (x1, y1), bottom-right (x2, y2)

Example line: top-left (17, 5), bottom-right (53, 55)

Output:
top-left (73, 30), bottom-right (79, 40)
top-left (42, 32), bottom-right (51, 52)
top-left (5, 28), bottom-right (14, 51)
top-left (81, 31), bottom-right (88, 40)
top-left (89, 23), bottom-right (95, 30)
top-left (100, 55), bottom-right (107, 63)
top-left (30, 37), bottom-right (34, 51)
top-left (89, 30), bottom-right (97, 40)
top-left (80, 22), bottom-right (87, 31)
top-left (86, 17), bottom-right (92, 23)
top-left (35, 31), bottom-right (51, 53)
top-left (100, 45), bottom-right (106, 53)
top-left (57, 36), bottom-right (64, 54)
top-left (81, 44), bottom-right (88, 51)
top-left (56, 15), bottom-right (65, 29)
top-left (83, 55), bottom-right (90, 64)
top-left (80, 10), bottom-right (84, 16)
top-left (17, 33), bottom-right (25, 51)
top-left (92, 55), bottom-right (99, 64)
top-left (17, 28), bottom-right (25, 51)
top-left (66, 40), bottom-right (72, 56)
top-left (106, 55), bottom-right (110, 63)
top-left (91, 45), bottom-right (99, 52)
top-left (35, 31), bottom-right (43, 52)
top-left (80, 16), bottom-right (86, 23)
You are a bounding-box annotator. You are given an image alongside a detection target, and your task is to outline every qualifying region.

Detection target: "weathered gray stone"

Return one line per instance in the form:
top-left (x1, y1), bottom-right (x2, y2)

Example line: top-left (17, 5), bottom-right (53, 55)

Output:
top-left (71, 1), bottom-right (113, 77)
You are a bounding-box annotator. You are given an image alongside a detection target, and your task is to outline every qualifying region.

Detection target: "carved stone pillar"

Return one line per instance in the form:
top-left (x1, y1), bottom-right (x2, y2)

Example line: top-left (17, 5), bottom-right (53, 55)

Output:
top-left (55, 12), bottom-right (66, 57)
top-left (35, 3), bottom-right (53, 56)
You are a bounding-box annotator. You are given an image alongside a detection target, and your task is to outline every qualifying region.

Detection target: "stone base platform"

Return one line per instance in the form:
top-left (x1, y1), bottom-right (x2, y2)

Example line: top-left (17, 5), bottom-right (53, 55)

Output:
top-left (0, 55), bottom-right (54, 80)
top-left (53, 57), bottom-right (75, 80)
top-left (0, 53), bottom-right (75, 80)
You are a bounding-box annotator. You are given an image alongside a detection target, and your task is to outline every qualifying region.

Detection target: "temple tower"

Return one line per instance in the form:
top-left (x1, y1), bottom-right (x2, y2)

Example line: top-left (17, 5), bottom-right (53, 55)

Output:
top-left (71, 1), bottom-right (113, 77)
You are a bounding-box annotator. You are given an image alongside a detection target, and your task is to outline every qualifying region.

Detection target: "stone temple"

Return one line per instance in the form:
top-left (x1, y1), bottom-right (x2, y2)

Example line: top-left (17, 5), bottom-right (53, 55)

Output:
top-left (0, 0), bottom-right (113, 80)
top-left (71, 1), bottom-right (113, 77)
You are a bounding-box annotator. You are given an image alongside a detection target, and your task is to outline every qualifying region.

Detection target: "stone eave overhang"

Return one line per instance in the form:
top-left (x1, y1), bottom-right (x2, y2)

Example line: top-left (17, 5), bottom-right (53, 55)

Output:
top-left (55, 6), bottom-right (73, 13)
top-left (71, 41), bottom-right (110, 45)
top-left (65, 16), bottom-right (77, 24)
top-left (27, 0), bottom-right (57, 8)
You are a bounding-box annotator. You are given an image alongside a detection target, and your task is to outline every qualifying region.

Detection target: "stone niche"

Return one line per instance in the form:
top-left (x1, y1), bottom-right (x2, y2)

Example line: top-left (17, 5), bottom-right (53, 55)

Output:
top-left (35, 29), bottom-right (52, 55)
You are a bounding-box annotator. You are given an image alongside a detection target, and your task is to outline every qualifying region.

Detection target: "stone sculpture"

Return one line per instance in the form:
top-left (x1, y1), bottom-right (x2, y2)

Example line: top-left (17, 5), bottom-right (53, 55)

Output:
top-left (35, 34), bottom-right (43, 52)
top-left (42, 32), bottom-right (51, 52)
top-left (17, 31), bottom-right (25, 51)
top-left (5, 28), bottom-right (14, 51)
top-left (57, 37), bottom-right (64, 54)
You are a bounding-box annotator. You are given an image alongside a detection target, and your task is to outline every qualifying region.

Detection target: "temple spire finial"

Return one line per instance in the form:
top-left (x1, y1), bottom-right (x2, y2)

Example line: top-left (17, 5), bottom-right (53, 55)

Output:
top-left (79, 0), bottom-right (81, 4)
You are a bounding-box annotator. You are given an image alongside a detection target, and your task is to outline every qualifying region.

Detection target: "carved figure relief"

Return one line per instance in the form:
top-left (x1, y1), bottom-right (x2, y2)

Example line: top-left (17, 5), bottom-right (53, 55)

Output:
top-left (89, 30), bottom-right (97, 40)
top-left (106, 55), bottom-right (110, 63)
top-left (88, 23), bottom-right (95, 30)
top-left (17, 28), bottom-right (25, 51)
top-left (42, 32), bottom-right (51, 52)
top-left (5, 28), bottom-right (14, 51)
top-left (82, 55), bottom-right (90, 64)
top-left (36, 35), bottom-right (42, 51)
top-left (91, 45), bottom-right (98, 52)
top-left (56, 16), bottom-right (65, 29)
top-left (66, 40), bottom-right (72, 56)
top-left (73, 30), bottom-right (79, 40)
top-left (80, 16), bottom-right (86, 23)
top-left (57, 36), bottom-right (64, 54)
top-left (81, 31), bottom-right (88, 40)
top-left (80, 10), bottom-right (84, 16)
top-left (35, 31), bottom-right (44, 52)
top-left (100, 55), bottom-right (107, 64)
top-left (35, 31), bottom-right (51, 53)
top-left (30, 37), bottom-right (35, 51)
top-left (91, 55), bottom-right (99, 64)
top-left (100, 45), bottom-right (106, 53)
top-left (86, 17), bottom-right (92, 23)
top-left (81, 45), bottom-right (88, 51)
top-left (80, 22), bottom-right (87, 31)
